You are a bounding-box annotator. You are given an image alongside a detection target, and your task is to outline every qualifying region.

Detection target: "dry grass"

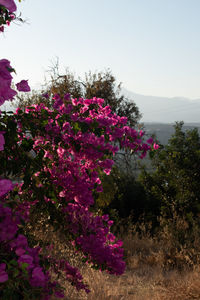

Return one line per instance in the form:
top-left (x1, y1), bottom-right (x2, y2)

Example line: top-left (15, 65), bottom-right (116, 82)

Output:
top-left (27, 214), bottom-right (200, 299)
top-left (53, 261), bottom-right (200, 300)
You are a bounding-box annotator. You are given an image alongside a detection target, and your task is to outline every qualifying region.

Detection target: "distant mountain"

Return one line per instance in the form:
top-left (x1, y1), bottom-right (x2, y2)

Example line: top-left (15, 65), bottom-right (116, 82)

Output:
top-left (143, 122), bottom-right (200, 145)
top-left (122, 89), bottom-right (200, 123)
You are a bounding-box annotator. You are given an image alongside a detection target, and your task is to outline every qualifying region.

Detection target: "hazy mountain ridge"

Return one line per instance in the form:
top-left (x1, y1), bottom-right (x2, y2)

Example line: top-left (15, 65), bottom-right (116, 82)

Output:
top-left (122, 88), bottom-right (200, 123)
top-left (144, 122), bottom-right (200, 145)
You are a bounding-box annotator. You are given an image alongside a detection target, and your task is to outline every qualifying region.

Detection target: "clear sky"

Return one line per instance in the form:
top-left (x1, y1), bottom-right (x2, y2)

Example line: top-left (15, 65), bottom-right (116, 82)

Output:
top-left (1, 0), bottom-right (200, 99)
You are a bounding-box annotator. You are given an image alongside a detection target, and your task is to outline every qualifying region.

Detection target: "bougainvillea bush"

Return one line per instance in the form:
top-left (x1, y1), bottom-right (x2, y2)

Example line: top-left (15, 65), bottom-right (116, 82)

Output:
top-left (0, 1), bottom-right (158, 299)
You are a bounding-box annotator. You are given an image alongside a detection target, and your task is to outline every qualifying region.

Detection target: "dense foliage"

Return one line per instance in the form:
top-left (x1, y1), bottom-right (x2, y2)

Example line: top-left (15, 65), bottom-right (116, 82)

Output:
top-left (140, 122), bottom-right (200, 222)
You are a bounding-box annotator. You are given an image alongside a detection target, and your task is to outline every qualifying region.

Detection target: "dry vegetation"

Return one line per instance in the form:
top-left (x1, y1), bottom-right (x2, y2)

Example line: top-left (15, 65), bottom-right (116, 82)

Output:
top-left (27, 214), bottom-right (200, 300)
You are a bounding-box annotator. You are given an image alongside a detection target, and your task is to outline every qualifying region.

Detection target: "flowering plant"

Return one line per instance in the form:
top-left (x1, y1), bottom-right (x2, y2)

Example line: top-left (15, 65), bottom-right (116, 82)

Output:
top-left (0, 1), bottom-right (158, 298)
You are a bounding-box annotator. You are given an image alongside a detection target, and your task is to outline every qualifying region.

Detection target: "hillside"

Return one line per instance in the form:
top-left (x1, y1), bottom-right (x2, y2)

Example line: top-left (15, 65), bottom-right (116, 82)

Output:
top-left (123, 89), bottom-right (200, 124)
top-left (144, 122), bottom-right (200, 145)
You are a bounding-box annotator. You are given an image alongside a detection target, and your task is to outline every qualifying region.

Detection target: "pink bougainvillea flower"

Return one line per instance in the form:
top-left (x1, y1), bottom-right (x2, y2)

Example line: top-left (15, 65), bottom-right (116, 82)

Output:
top-left (147, 137), bottom-right (154, 144)
top-left (31, 267), bottom-right (46, 287)
top-left (16, 80), bottom-right (31, 92)
top-left (153, 143), bottom-right (159, 150)
top-left (0, 263), bottom-right (8, 283)
top-left (18, 254), bottom-right (34, 270)
top-left (15, 247), bottom-right (26, 256)
top-left (0, 179), bottom-right (13, 197)
top-left (0, 81), bottom-right (17, 105)
top-left (64, 93), bottom-right (70, 100)
top-left (0, 0), bottom-right (17, 13)
top-left (0, 132), bottom-right (5, 151)
top-left (42, 92), bottom-right (49, 99)
top-left (0, 59), bottom-right (13, 80)
top-left (0, 59), bottom-right (17, 104)
top-left (10, 14), bottom-right (15, 20)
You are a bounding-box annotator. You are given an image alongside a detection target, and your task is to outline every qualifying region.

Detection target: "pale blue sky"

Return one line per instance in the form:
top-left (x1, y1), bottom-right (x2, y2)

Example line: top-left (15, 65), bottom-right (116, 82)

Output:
top-left (1, 0), bottom-right (200, 99)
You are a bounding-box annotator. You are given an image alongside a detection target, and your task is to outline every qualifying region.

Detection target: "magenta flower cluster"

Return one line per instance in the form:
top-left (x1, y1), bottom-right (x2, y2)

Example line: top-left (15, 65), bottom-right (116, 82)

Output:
top-left (0, 0), bottom-right (16, 12)
top-left (14, 92), bottom-right (156, 279)
top-left (0, 59), bottom-right (30, 106)
top-left (0, 0), bottom-right (17, 32)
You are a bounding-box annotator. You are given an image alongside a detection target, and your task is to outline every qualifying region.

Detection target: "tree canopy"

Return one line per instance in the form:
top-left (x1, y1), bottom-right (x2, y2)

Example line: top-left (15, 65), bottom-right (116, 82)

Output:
top-left (17, 67), bottom-right (141, 128)
top-left (140, 122), bottom-right (200, 222)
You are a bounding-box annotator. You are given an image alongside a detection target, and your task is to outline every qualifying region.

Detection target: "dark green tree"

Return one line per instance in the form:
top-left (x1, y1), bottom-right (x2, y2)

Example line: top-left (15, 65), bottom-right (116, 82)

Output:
top-left (95, 166), bottom-right (149, 224)
top-left (140, 122), bottom-right (200, 222)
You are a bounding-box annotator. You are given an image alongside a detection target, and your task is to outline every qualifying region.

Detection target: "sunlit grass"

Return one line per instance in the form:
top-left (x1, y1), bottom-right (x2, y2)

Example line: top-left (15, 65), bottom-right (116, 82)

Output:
top-left (28, 213), bottom-right (200, 299)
